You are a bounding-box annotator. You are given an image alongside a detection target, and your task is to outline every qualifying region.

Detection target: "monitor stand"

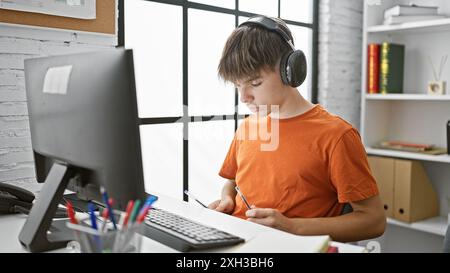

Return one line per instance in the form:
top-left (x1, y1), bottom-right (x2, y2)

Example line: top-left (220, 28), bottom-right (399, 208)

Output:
top-left (18, 162), bottom-right (76, 252)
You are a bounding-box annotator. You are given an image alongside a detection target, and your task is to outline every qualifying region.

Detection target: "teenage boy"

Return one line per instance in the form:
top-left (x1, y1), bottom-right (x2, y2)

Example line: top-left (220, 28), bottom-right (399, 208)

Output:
top-left (208, 16), bottom-right (385, 242)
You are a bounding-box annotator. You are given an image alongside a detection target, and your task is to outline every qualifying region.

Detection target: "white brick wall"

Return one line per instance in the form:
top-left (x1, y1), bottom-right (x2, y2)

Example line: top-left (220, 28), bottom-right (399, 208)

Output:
top-left (318, 0), bottom-right (363, 129)
top-left (0, 27), bottom-right (116, 187)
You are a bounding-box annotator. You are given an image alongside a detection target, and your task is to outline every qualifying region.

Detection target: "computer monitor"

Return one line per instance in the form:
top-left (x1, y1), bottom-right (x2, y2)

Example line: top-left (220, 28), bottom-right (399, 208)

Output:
top-left (19, 49), bottom-right (148, 252)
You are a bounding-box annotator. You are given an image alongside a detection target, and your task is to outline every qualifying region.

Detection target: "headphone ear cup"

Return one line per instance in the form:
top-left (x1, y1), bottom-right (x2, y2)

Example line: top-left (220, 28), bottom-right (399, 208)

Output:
top-left (279, 52), bottom-right (291, 86)
top-left (286, 50), bottom-right (307, 88)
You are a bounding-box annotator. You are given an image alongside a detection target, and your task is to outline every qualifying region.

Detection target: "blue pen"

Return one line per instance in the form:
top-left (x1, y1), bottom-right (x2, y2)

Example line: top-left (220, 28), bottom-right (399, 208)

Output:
top-left (100, 186), bottom-right (117, 230)
top-left (88, 202), bottom-right (103, 252)
top-left (138, 195), bottom-right (158, 215)
top-left (136, 195), bottom-right (158, 223)
top-left (138, 195), bottom-right (158, 216)
top-left (88, 202), bottom-right (98, 230)
top-left (144, 195), bottom-right (158, 207)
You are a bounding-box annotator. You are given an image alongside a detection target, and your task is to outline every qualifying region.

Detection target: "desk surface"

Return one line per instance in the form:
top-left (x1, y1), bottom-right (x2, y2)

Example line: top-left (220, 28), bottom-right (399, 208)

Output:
top-left (0, 192), bottom-right (365, 253)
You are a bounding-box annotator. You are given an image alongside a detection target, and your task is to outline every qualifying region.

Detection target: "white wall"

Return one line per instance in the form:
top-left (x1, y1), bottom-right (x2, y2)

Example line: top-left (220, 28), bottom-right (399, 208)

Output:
top-left (318, 0), bottom-right (364, 129)
top-left (0, 24), bottom-right (117, 189)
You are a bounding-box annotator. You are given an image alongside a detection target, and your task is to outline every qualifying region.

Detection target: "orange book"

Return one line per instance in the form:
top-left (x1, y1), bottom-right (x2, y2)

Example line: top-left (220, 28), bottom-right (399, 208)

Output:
top-left (385, 141), bottom-right (433, 149)
top-left (367, 44), bottom-right (380, 94)
top-left (380, 141), bottom-right (434, 152)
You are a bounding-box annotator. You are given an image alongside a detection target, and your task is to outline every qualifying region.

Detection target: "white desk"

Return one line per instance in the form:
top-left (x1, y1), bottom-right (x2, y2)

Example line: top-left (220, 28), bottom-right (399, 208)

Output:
top-left (0, 193), bottom-right (365, 253)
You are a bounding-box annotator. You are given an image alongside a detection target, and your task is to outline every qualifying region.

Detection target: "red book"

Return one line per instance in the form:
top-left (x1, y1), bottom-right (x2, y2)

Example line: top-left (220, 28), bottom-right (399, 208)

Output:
top-left (367, 44), bottom-right (381, 94)
top-left (327, 246), bottom-right (339, 253)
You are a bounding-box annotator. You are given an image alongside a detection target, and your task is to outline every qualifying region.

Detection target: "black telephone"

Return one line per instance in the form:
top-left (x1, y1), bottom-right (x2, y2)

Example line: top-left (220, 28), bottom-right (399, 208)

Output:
top-left (0, 182), bottom-right (67, 218)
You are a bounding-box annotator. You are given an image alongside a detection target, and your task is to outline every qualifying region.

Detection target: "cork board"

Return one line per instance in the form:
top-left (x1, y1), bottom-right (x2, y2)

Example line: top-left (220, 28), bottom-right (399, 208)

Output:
top-left (0, 0), bottom-right (116, 35)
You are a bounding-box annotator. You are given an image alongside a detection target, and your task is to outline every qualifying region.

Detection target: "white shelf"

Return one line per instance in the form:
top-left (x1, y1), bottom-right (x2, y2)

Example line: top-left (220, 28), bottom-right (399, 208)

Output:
top-left (363, 0), bottom-right (450, 252)
top-left (367, 18), bottom-right (450, 34)
top-left (387, 216), bottom-right (448, 237)
top-left (366, 148), bottom-right (450, 164)
top-left (366, 94), bottom-right (450, 101)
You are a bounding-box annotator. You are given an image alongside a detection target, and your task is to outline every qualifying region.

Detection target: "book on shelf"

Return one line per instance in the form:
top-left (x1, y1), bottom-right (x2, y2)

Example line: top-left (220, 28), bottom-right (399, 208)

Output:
top-left (383, 15), bottom-right (446, 25)
top-left (380, 141), bottom-right (434, 152)
top-left (384, 4), bottom-right (439, 19)
top-left (380, 43), bottom-right (404, 94)
top-left (367, 44), bottom-right (380, 94)
top-left (373, 141), bottom-right (447, 155)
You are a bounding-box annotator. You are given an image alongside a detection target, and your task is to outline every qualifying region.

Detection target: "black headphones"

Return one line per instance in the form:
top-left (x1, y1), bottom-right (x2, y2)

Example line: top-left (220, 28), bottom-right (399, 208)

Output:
top-left (239, 16), bottom-right (307, 88)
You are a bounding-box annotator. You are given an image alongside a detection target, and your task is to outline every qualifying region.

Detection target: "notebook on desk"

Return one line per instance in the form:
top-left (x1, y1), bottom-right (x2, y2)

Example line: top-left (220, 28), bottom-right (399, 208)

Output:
top-left (231, 230), bottom-right (330, 253)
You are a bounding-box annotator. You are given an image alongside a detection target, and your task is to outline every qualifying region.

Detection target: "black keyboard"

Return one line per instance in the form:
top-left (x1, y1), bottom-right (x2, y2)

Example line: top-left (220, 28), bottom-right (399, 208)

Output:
top-left (141, 208), bottom-right (245, 252)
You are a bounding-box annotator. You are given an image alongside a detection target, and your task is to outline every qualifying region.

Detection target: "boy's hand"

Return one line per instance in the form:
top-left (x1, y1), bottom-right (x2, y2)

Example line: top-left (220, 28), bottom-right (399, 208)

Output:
top-left (208, 196), bottom-right (235, 214)
top-left (246, 205), bottom-right (294, 233)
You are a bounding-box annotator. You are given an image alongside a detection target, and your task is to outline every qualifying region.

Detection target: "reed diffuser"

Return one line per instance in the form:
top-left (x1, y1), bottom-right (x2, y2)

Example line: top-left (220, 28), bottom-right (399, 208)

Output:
top-left (428, 55), bottom-right (448, 95)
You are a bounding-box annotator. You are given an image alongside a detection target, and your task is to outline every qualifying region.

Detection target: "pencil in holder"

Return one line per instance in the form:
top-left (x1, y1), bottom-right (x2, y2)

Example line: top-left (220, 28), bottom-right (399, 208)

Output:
top-left (66, 222), bottom-right (143, 253)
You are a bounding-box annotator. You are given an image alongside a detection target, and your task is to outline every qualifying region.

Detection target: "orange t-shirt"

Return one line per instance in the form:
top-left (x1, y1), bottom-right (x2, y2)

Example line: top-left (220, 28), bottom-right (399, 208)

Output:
top-left (219, 105), bottom-right (379, 219)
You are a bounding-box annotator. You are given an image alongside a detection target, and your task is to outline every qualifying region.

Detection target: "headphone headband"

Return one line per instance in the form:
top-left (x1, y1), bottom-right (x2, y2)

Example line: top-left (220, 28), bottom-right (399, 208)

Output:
top-left (238, 16), bottom-right (307, 88)
top-left (238, 16), bottom-right (295, 50)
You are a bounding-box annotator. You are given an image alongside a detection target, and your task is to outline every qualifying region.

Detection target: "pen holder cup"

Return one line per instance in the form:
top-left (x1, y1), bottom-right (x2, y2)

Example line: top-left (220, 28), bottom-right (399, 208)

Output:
top-left (66, 222), bottom-right (143, 253)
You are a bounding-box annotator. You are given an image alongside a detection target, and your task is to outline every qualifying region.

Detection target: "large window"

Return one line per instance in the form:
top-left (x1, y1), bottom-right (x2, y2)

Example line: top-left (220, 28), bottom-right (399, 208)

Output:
top-left (120, 0), bottom-right (318, 203)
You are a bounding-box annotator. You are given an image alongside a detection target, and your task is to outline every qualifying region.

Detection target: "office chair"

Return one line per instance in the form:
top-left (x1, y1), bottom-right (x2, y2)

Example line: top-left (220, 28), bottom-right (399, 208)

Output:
top-left (443, 223), bottom-right (450, 253)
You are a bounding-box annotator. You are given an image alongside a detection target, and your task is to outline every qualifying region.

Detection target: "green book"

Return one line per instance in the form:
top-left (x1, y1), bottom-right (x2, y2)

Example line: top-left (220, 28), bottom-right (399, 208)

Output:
top-left (379, 43), bottom-right (405, 94)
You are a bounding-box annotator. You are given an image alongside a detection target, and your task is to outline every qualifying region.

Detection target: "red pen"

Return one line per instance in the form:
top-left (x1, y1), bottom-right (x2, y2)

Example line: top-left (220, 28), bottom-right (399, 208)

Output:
top-left (101, 208), bottom-right (109, 232)
top-left (101, 199), bottom-right (114, 231)
top-left (66, 201), bottom-right (79, 224)
top-left (122, 200), bottom-right (135, 228)
top-left (102, 208), bottom-right (109, 221)
top-left (136, 196), bottom-right (157, 224)
top-left (136, 206), bottom-right (151, 224)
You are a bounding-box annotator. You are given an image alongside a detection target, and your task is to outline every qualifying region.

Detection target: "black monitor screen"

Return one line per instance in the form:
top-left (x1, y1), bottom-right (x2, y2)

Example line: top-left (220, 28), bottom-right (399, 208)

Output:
top-left (24, 49), bottom-right (146, 209)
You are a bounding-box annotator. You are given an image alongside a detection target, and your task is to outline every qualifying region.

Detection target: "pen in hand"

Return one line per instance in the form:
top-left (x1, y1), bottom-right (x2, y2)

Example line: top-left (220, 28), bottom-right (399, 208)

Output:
top-left (235, 186), bottom-right (252, 210)
top-left (184, 190), bottom-right (207, 208)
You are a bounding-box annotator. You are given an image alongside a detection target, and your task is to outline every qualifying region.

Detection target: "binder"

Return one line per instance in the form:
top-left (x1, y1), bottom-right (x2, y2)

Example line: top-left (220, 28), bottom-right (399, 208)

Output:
top-left (368, 156), bottom-right (395, 218)
top-left (368, 156), bottom-right (439, 223)
top-left (394, 159), bottom-right (438, 223)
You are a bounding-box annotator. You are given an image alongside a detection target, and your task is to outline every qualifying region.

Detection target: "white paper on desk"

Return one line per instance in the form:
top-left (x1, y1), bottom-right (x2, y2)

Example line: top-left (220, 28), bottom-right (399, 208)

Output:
top-left (233, 230), bottom-right (330, 253)
top-left (43, 65), bottom-right (73, 95)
